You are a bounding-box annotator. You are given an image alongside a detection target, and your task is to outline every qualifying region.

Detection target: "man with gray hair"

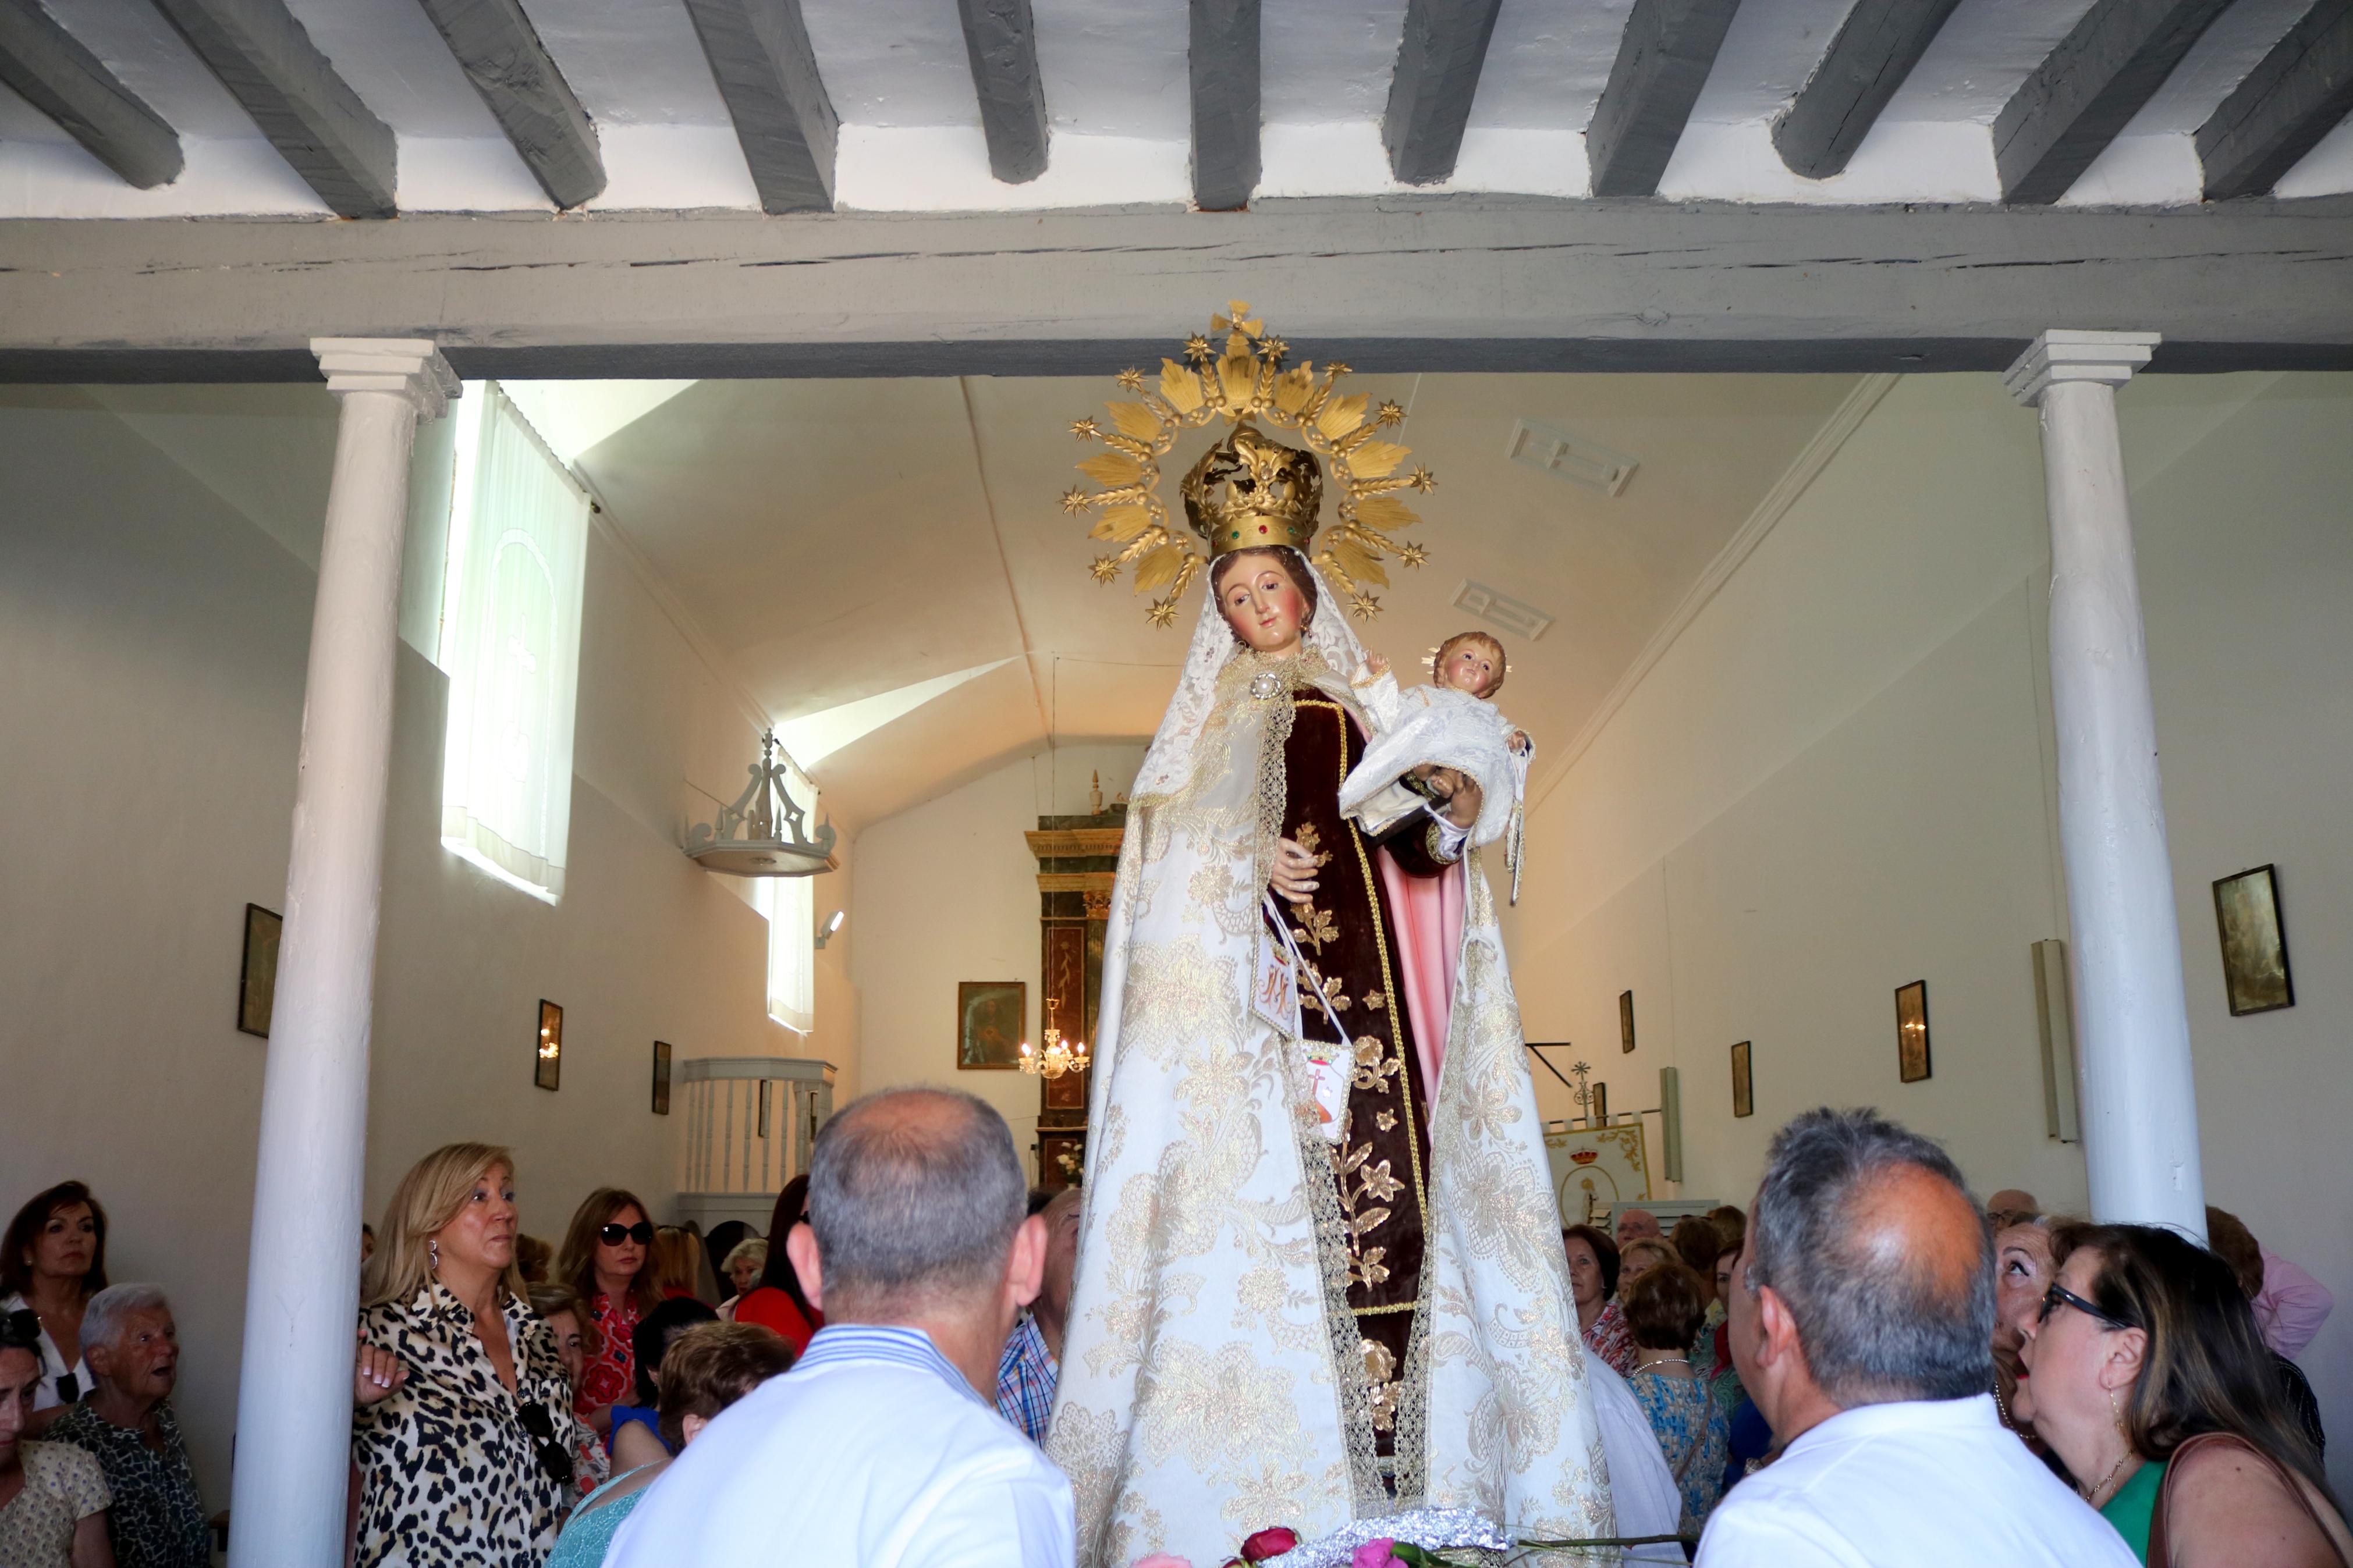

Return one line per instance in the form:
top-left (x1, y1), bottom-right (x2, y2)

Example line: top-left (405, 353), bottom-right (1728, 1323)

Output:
top-left (47, 1283), bottom-right (209, 1568)
top-left (606, 1087), bottom-right (1074, 1567)
top-left (1699, 1108), bottom-right (2135, 1567)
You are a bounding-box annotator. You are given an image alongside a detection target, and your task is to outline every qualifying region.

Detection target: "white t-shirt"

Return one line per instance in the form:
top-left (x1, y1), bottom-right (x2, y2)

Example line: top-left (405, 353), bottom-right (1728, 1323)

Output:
top-left (604, 1323), bottom-right (1075, 1568)
top-left (1697, 1393), bottom-right (2138, 1568)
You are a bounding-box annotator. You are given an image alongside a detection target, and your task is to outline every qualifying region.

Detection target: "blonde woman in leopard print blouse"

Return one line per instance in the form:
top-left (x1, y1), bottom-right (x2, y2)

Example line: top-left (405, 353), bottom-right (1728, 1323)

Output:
top-left (352, 1144), bottom-right (604, 1568)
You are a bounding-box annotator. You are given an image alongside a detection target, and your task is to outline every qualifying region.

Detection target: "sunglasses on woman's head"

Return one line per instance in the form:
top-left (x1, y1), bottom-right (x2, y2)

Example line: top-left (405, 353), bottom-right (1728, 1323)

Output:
top-left (2040, 1281), bottom-right (2135, 1332)
top-left (598, 1222), bottom-right (654, 1247)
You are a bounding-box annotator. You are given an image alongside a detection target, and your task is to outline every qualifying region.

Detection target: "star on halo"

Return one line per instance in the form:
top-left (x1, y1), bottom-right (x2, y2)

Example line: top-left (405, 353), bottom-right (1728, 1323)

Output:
top-left (1406, 465), bottom-right (1436, 493)
top-left (1349, 595), bottom-right (1381, 621)
top-left (1061, 485), bottom-right (1094, 514)
top-left (1089, 556), bottom-right (1120, 584)
top-left (1070, 417), bottom-right (1101, 440)
top-left (1146, 598), bottom-right (1181, 628)
top-left (1397, 543), bottom-right (1430, 569)
top-left (1375, 400), bottom-right (1407, 426)
top-left (1116, 368), bottom-right (1145, 391)
top-left (1184, 334), bottom-right (1213, 364)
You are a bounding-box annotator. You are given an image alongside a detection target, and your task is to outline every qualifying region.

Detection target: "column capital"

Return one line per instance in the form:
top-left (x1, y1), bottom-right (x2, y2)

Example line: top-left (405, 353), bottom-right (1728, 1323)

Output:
top-left (310, 337), bottom-right (460, 419)
top-left (2004, 329), bottom-right (2161, 407)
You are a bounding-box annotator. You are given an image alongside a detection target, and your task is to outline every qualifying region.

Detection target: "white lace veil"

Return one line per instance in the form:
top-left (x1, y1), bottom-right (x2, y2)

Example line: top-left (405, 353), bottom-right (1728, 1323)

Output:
top-left (1131, 547), bottom-right (1371, 801)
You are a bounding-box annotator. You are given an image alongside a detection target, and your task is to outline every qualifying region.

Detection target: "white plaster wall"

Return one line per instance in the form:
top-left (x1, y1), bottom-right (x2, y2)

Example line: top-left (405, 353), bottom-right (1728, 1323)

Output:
top-left (0, 386), bottom-right (806, 1510)
top-left (1507, 369), bottom-right (2353, 1492)
top-left (849, 742), bottom-right (1145, 1177)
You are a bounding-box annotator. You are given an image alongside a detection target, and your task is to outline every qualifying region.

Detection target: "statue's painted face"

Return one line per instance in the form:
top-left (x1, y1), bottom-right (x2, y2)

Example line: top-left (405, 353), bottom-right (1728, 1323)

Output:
top-left (1218, 552), bottom-right (1308, 654)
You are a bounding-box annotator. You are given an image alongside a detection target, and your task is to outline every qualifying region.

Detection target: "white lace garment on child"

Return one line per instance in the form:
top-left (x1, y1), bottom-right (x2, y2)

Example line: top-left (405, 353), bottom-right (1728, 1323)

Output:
top-left (1338, 670), bottom-right (1531, 901)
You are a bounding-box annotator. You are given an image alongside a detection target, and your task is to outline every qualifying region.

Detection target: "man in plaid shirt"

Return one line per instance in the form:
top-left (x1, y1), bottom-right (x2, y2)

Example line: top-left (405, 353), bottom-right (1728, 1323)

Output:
top-left (997, 1186), bottom-right (1083, 1441)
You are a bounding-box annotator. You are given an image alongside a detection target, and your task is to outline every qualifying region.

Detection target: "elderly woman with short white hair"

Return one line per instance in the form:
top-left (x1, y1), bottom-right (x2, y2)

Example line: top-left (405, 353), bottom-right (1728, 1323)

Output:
top-left (45, 1284), bottom-right (207, 1568)
top-left (715, 1239), bottom-right (766, 1320)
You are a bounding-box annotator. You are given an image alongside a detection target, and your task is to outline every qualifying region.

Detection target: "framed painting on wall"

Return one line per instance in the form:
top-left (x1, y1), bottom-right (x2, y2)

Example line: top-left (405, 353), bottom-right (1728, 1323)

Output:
top-left (1619, 990), bottom-right (1637, 1054)
top-left (1589, 1082), bottom-right (1609, 1125)
top-left (535, 1000), bottom-right (562, 1091)
top-left (1543, 1121), bottom-right (1651, 1228)
top-left (1730, 1041), bottom-right (1754, 1119)
top-left (237, 904), bottom-right (281, 1037)
top-left (2213, 865), bottom-right (2294, 1016)
top-left (651, 1041), bottom-right (672, 1115)
top-left (1896, 980), bottom-right (1931, 1083)
top-left (958, 981), bottom-right (1026, 1070)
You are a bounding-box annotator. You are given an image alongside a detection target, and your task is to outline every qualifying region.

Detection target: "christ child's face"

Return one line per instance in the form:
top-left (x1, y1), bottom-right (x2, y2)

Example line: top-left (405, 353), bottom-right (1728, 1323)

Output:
top-left (1218, 553), bottom-right (1308, 655)
top-left (1436, 638), bottom-right (1500, 696)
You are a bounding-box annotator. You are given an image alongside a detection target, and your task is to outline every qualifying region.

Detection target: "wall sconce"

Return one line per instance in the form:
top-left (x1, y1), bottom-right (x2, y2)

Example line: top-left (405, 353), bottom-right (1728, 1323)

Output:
top-left (535, 1000), bottom-right (563, 1091)
top-left (815, 909), bottom-right (846, 949)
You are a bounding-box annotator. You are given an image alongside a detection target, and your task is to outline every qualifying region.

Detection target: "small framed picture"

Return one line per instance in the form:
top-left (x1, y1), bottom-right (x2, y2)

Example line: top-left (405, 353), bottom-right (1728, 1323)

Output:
top-left (1896, 980), bottom-right (1931, 1083)
top-left (1730, 1041), bottom-right (1754, 1119)
top-left (1590, 1082), bottom-right (1609, 1125)
top-left (651, 1041), bottom-right (672, 1115)
top-left (758, 1079), bottom-right (772, 1138)
top-left (535, 1000), bottom-right (563, 1091)
top-left (1619, 990), bottom-right (1637, 1054)
top-left (958, 980), bottom-right (1027, 1070)
top-left (237, 904), bottom-right (282, 1038)
top-left (2213, 865), bottom-right (2294, 1016)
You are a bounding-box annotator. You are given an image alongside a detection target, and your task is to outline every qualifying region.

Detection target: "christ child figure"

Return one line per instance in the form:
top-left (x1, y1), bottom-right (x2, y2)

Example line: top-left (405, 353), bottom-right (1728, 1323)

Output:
top-left (1354, 631), bottom-right (1528, 810)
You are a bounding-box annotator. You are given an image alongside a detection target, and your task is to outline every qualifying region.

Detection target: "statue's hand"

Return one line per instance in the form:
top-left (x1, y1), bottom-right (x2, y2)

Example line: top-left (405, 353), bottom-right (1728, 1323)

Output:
top-left (1269, 837), bottom-right (1319, 902)
top-left (1439, 772), bottom-right (1482, 829)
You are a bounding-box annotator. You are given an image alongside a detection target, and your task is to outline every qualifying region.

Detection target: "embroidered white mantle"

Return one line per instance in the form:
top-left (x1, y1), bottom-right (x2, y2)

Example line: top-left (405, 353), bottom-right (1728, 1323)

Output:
top-left (1046, 570), bottom-right (1612, 1567)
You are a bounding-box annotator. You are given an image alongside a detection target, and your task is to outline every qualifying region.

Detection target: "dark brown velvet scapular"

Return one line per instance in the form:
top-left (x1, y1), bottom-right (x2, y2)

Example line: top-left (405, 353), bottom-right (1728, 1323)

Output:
top-left (1268, 690), bottom-right (1456, 1460)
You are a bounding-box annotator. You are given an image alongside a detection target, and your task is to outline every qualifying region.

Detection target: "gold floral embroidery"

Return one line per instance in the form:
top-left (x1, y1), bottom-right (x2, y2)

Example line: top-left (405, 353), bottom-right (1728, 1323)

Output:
top-left (1362, 1338), bottom-right (1400, 1433)
top-left (1350, 1034), bottom-right (1400, 1093)
top-left (1329, 1125), bottom-right (1394, 1290)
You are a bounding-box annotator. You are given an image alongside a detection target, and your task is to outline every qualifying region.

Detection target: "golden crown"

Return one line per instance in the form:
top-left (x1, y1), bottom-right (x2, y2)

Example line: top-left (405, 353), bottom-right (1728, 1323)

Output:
top-left (1063, 303), bottom-right (1435, 625)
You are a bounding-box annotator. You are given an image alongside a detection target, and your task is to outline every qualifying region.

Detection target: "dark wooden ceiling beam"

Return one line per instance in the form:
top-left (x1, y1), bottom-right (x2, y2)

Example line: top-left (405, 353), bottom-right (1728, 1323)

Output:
top-left (1190, 0), bottom-right (1259, 210)
top-left (956, 0), bottom-right (1048, 184)
top-left (414, 0), bottom-right (604, 209)
top-left (0, 0), bottom-right (183, 188)
top-left (2197, 0), bottom-right (2353, 198)
top-left (1587, 0), bottom-right (1745, 198)
top-left (148, 0), bottom-right (395, 218)
top-left (680, 0), bottom-right (839, 214)
top-left (1772, 0), bottom-right (1965, 179)
top-left (1993, 0), bottom-right (2235, 204)
top-left (1383, 0), bottom-right (1506, 184)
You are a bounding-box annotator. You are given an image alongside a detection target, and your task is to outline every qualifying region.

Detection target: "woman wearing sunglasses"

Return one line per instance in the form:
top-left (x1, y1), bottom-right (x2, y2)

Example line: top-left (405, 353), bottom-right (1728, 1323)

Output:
top-left (2021, 1222), bottom-right (2351, 1566)
top-left (354, 1144), bottom-right (603, 1567)
top-left (555, 1191), bottom-right (661, 1441)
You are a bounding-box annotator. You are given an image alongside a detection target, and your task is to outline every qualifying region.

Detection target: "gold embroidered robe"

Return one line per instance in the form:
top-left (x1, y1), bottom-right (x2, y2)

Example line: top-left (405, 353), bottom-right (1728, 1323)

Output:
top-left (1048, 642), bottom-right (1610, 1568)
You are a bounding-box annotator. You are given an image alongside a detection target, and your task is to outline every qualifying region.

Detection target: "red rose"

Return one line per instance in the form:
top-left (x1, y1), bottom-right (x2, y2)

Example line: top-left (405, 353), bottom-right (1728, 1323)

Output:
top-left (1241, 1526), bottom-right (1301, 1561)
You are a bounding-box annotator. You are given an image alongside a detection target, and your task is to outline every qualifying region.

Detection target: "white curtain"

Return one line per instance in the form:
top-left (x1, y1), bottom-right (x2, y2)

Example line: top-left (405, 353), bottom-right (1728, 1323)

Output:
top-left (758, 873), bottom-right (815, 1034)
top-left (438, 382), bottom-right (591, 902)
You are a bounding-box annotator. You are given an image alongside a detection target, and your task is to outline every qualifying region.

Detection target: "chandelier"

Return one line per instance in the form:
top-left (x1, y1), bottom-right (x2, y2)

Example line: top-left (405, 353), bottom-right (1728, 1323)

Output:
top-left (686, 730), bottom-right (837, 877)
top-left (1019, 1023), bottom-right (1089, 1080)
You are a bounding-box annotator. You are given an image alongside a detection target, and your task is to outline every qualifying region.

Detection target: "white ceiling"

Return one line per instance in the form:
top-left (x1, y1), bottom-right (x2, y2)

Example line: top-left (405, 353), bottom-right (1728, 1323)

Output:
top-left (3, 0), bottom-right (2347, 217)
top-left (567, 365), bottom-right (1867, 829)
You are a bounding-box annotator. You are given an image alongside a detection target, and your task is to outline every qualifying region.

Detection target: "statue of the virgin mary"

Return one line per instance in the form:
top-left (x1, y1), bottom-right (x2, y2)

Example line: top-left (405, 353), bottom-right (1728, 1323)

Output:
top-left (1046, 308), bottom-right (1612, 1566)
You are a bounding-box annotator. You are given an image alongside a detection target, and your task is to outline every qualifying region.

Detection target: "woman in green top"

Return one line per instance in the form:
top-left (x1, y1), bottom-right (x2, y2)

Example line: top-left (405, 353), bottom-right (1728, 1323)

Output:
top-left (2020, 1223), bottom-right (2351, 1566)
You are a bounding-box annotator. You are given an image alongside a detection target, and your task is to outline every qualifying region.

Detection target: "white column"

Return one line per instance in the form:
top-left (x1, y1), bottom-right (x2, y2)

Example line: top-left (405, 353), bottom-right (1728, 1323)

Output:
top-left (2004, 329), bottom-right (2205, 1240)
top-left (228, 340), bottom-right (456, 1568)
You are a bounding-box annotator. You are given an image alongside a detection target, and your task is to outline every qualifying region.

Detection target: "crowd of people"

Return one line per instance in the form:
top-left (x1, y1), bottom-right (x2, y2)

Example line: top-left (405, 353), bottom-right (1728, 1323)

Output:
top-left (1, 1093), bottom-right (2343, 1567)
